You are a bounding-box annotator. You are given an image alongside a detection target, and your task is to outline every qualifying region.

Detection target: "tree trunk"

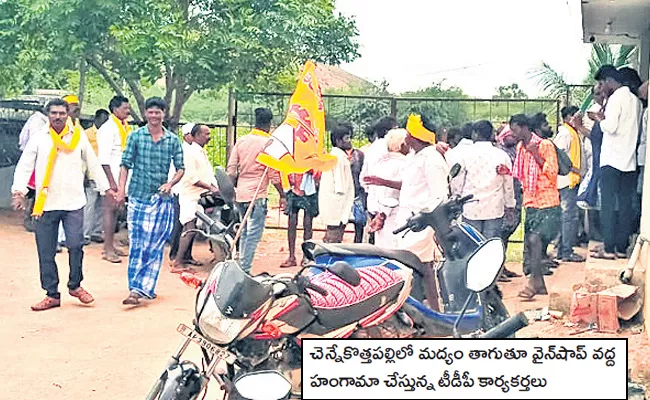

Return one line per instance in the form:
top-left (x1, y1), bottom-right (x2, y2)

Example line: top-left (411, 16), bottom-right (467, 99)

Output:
top-left (125, 79), bottom-right (146, 122)
top-left (78, 59), bottom-right (87, 109)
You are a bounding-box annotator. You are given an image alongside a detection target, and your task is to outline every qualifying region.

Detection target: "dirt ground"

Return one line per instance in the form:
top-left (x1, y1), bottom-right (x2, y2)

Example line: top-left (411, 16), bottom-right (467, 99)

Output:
top-left (2, 206), bottom-right (648, 399)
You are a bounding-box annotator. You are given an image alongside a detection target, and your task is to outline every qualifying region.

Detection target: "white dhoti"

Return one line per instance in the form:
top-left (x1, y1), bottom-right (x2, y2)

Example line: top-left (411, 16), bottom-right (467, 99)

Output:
top-left (179, 195), bottom-right (203, 226)
top-left (375, 207), bottom-right (400, 249)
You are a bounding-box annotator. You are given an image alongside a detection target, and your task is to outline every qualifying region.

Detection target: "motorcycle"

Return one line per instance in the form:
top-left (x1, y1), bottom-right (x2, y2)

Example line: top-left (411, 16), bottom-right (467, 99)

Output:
top-left (145, 167), bottom-right (528, 400)
top-left (305, 163), bottom-right (512, 337)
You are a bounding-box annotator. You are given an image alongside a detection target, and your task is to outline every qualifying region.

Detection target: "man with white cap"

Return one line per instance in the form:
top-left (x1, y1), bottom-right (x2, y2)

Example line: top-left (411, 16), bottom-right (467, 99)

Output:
top-left (364, 114), bottom-right (448, 311)
top-left (168, 122), bottom-right (199, 264)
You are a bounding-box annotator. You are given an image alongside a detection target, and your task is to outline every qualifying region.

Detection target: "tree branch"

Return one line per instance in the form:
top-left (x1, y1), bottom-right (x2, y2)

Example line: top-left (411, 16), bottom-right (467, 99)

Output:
top-left (125, 78), bottom-right (146, 121)
top-left (164, 62), bottom-right (174, 107)
top-left (85, 56), bottom-right (143, 122)
top-left (86, 56), bottom-right (125, 98)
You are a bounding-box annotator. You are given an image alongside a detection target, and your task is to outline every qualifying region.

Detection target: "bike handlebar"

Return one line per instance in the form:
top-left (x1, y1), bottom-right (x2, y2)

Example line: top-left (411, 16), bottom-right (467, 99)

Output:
top-left (478, 312), bottom-right (528, 339)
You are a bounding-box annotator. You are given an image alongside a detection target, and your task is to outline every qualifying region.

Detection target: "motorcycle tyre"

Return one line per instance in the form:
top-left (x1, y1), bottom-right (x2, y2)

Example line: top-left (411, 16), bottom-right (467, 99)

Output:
top-left (480, 286), bottom-right (512, 337)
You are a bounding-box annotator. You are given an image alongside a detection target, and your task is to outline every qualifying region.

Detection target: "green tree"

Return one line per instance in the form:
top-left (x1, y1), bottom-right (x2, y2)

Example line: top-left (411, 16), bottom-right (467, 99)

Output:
top-left (529, 43), bottom-right (637, 111)
top-left (493, 83), bottom-right (528, 99)
top-left (0, 0), bottom-right (359, 128)
top-left (398, 81), bottom-right (470, 129)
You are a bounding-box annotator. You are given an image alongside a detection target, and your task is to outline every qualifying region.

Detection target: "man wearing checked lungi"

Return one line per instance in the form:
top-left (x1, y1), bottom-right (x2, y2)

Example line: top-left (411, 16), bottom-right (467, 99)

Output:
top-left (115, 97), bottom-right (185, 306)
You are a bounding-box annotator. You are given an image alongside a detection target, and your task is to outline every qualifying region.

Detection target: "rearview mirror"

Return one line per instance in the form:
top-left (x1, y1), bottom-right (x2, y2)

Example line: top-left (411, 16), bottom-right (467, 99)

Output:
top-left (449, 163), bottom-right (462, 179)
top-left (215, 167), bottom-right (236, 207)
top-left (328, 261), bottom-right (361, 286)
top-left (466, 238), bottom-right (505, 292)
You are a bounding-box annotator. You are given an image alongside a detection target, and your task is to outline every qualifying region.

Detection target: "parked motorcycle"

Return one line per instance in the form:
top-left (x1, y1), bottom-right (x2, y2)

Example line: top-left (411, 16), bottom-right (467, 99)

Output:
top-left (145, 167), bottom-right (527, 400)
top-left (306, 163), bottom-right (511, 337)
top-left (145, 229), bottom-right (527, 400)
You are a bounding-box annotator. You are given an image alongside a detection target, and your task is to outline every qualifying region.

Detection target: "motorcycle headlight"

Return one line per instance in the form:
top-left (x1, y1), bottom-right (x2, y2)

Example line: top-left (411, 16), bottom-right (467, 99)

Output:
top-left (234, 370), bottom-right (292, 400)
top-left (196, 299), bottom-right (252, 345)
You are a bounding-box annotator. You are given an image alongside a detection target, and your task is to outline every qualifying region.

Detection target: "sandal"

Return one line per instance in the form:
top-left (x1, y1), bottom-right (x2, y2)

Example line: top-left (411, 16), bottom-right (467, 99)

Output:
top-left (102, 252), bottom-right (121, 264)
top-left (114, 248), bottom-right (128, 257)
top-left (518, 286), bottom-right (537, 300)
top-left (280, 258), bottom-right (297, 268)
top-left (592, 249), bottom-right (616, 260)
top-left (122, 293), bottom-right (141, 305)
top-left (183, 258), bottom-right (202, 266)
top-left (170, 265), bottom-right (197, 274)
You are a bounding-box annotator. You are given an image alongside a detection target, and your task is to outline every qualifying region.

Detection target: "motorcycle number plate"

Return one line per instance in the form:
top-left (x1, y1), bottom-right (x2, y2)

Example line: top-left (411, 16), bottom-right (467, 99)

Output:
top-left (176, 323), bottom-right (237, 364)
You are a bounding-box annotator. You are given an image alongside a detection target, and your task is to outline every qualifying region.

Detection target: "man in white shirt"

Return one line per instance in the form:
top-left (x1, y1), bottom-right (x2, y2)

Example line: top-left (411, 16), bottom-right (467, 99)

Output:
top-left (553, 106), bottom-right (585, 263)
top-left (171, 124), bottom-right (219, 273)
top-left (359, 116), bottom-right (397, 242)
top-left (168, 123), bottom-right (198, 265)
top-left (592, 65), bottom-right (643, 259)
top-left (319, 124), bottom-right (355, 243)
top-left (12, 98), bottom-right (112, 311)
top-left (445, 122), bottom-right (473, 195)
top-left (637, 81), bottom-right (648, 197)
top-left (97, 95), bottom-right (132, 263)
top-left (459, 120), bottom-right (515, 239)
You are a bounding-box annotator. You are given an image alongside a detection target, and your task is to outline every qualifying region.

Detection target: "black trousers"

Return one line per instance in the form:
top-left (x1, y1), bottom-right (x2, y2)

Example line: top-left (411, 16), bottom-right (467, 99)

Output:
top-left (35, 208), bottom-right (84, 299)
top-left (600, 166), bottom-right (637, 254)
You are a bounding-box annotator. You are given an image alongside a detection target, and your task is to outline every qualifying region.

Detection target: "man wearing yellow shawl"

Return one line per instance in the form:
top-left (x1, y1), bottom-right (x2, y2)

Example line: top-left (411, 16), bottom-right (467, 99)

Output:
top-left (11, 98), bottom-right (112, 311)
top-left (363, 114), bottom-right (448, 311)
top-left (97, 95), bottom-right (132, 263)
top-left (553, 106), bottom-right (585, 263)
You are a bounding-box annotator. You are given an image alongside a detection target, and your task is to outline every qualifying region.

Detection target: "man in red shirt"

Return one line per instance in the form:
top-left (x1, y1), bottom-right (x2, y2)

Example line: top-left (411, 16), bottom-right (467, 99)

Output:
top-left (510, 114), bottom-right (561, 300)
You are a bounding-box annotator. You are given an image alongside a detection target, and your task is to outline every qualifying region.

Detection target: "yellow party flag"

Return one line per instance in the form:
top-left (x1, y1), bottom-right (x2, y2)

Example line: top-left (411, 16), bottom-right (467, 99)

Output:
top-left (256, 61), bottom-right (337, 188)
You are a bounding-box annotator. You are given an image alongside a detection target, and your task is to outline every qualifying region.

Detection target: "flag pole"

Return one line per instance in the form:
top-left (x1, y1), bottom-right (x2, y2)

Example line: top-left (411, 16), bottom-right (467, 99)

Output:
top-left (229, 166), bottom-right (271, 261)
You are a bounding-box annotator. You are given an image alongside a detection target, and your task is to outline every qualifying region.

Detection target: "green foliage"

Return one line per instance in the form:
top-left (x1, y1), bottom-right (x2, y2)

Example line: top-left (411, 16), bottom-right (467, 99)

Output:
top-left (493, 83), bottom-right (528, 99)
top-left (0, 0), bottom-right (360, 127)
top-left (530, 44), bottom-right (638, 112)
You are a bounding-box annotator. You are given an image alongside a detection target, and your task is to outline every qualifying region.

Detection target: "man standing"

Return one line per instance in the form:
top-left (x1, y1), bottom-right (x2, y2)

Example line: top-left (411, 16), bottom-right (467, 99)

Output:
top-left (169, 122), bottom-right (198, 265)
top-left (445, 122), bottom-right (473, 195)
top-left (510, 114), bottom-right (560, 300)
top-left (171, 124), bottom-right (219, 273)
top-left (12, 99), bottom-right (111, 311)
top-left (360, 116), bottom-right (397, 243)
top-left (319, 124), bottom-right (355, 243)
top-left (345, 123), bottom-right (366, 243)
top-left (459, 120), bottom-right (516, 239)
top-left (18, 107), bottom-right (49, 232)
top-left (280, 171), bottom-right (319, 267)
top-left (553, 106), bottom-right (585, 262)
top-left (397, 114), bottom-right (448, 310)
top-left (83, 109), bottom-right (110, 245)
top-left (116, 97), bottom-right (184, 305)
top-left (496, 125), bottom-right (524, 280)
top-left (97, 96), bottom-right (132, 263)
top-left (592, 65), bottom-right (642, 259)
top-left (226, 108), bottom-right (285, 273)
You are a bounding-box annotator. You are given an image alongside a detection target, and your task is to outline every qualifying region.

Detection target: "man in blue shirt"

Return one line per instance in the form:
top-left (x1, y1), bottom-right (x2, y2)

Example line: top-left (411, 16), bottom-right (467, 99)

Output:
top-left (116, 97), bottom-right (184, 305)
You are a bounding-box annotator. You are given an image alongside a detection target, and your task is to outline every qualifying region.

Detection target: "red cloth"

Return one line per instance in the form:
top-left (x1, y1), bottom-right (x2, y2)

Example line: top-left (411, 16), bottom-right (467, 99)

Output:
top-left (28, 170), bottom-right (36, 190)
top-left (513, 133), bottom-right (543, 194)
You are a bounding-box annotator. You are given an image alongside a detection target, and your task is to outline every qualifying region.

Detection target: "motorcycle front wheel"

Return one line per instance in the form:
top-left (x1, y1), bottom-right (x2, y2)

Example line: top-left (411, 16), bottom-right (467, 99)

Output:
top-left (480, 286), bottom-right (511, 335)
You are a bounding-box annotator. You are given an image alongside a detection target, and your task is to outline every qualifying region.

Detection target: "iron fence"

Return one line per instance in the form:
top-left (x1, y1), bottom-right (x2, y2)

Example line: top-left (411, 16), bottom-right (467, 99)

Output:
top-left (234, 92), bottom-right (561, 146)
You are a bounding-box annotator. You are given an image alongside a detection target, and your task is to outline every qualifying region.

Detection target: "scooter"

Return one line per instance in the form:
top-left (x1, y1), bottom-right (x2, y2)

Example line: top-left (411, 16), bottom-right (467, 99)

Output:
top-left (303, 163), bottom-right (511, 337)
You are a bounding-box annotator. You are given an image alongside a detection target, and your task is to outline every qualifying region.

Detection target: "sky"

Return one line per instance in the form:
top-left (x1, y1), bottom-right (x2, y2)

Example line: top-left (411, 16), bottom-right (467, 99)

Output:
top-left (335, 0), bottom-right (593, 98)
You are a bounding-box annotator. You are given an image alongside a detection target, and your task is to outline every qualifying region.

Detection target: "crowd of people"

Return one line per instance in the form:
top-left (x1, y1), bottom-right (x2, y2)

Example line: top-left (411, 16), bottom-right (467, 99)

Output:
top-left (10, 63), bottom-right (649, 311)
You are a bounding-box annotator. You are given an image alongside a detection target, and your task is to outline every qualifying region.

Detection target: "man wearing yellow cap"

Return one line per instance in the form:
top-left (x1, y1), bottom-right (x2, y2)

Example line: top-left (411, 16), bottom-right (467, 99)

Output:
top-left (364, 114), bottom-right (448, 311)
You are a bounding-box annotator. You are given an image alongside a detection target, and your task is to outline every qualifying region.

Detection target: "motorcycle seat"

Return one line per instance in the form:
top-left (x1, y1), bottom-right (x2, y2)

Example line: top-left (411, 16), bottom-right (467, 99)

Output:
top-left (305, 265), bottom-right (406, 333)
top-left (304, 241), bottom-right (428, 276)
